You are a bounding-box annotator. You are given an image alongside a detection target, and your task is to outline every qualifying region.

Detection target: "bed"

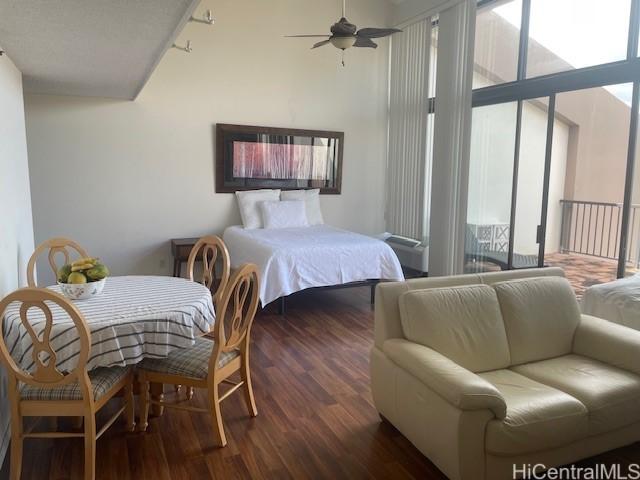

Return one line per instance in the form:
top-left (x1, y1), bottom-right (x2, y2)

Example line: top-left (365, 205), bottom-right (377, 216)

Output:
top-left (581, 273), bottom-right (640, 329)
top-left (223, 224), bottom-right (405, 311)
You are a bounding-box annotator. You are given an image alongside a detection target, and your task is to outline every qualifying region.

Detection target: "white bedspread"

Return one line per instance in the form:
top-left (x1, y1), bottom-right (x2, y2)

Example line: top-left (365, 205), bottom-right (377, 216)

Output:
top-left (223, 225), bottom-right (405, 305)
top-left (581, 274), bottom-right (640, 329)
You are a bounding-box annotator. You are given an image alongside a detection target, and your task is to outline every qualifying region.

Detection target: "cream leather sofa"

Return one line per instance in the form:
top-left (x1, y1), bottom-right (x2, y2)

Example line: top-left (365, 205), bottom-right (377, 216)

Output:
top-left (371, 268), bottom-right (640, 480)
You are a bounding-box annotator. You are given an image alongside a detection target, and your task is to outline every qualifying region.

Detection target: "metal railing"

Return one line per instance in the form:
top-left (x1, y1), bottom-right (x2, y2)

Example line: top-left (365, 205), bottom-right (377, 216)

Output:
top-left (559, 199), bottom-right (640, 267)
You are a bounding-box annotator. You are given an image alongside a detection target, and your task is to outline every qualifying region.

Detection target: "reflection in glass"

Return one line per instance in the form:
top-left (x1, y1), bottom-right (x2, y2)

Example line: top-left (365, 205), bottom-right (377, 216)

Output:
top-left (512, 98), bottom-right (551, 268)
top-left (473, 0), bottom-right (521, 88)
top-left (465, 102), bottom-right (518, 273)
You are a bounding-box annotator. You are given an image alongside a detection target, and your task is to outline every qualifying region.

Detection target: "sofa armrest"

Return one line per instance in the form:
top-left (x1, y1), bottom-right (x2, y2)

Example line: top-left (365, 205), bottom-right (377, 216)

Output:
top-left (573, 314), bottom-right (640, 376)
top-left (383, 339), bottom-right (507, 419)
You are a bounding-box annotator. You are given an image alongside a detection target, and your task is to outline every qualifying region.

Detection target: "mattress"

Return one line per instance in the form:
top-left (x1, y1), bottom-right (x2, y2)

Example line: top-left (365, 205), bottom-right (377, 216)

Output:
top-left (581, 274), bottom-right (640, 329)
top-left (223, 225), bottom-right (405, 305)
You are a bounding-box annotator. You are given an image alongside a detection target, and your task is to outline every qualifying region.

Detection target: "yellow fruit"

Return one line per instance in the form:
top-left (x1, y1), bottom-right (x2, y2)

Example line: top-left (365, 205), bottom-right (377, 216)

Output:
top-left (67, 272), bottom-right (87, 284)
top-left (71, 257), bottom-right (98, 268)
top-left (71, 263), bottom-right (94, 272)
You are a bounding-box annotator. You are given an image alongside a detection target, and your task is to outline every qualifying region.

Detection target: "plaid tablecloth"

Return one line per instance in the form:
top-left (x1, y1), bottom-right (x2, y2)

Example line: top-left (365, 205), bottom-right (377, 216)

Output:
top-left (2, 276), bottom-right (215, 373)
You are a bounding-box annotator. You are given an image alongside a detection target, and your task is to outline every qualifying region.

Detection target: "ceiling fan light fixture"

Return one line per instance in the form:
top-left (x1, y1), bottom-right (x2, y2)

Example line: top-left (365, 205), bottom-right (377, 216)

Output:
top-left (330, 36), bottom-right (356, 50)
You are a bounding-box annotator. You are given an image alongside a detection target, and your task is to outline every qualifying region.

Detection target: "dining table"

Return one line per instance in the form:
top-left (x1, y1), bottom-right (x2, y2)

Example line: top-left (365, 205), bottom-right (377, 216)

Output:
top-left (2, 275), bottom-right (216, 414)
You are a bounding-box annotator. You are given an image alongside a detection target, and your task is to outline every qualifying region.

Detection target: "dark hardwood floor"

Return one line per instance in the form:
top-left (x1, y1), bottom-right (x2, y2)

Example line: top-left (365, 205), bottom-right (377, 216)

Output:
top-left (3, 286), bottom-right (640, 479)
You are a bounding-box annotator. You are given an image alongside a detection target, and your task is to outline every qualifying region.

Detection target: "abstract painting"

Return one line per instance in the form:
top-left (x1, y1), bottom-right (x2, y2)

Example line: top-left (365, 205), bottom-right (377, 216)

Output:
top-left (216, 124), bottom-right (343, 194)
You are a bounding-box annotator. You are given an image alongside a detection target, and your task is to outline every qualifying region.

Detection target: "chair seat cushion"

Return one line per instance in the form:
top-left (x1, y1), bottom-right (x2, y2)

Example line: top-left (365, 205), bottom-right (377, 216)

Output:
top-left (479, 369), bottom-right (588, 455)
top-left (513, 354), bottom-right (640, 435)
top-left (20, 367), bottom-right (130, 401)
top-left (138, 337), bottom-right (239, 379)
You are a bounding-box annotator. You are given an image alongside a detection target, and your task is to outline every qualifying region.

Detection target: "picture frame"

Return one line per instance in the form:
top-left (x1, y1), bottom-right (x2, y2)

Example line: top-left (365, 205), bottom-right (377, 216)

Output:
top-left (215, 123), bottom-right (344, 194)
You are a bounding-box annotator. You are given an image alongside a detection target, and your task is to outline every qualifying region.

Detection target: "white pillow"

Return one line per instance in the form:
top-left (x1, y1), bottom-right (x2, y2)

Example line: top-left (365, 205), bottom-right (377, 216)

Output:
top-left (260, 200), bottom-right (308, 229)
top-left (236, 189), bottom-right (281, 229)
top-left (280, 189), bottom-right (324, 225)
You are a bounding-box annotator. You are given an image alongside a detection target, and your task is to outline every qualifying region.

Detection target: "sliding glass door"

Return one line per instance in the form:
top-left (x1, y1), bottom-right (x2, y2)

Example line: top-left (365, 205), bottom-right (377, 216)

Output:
top-left (511, 97), bottom-right (552, 268)
top-left (546, 84), bottom-right (634, 288)
top-left (466, 0), bottom-right (640, 291)
top-left (619, 83), bottom-right (640, 276)
top-left (466, 103), bottom-right (518, 272)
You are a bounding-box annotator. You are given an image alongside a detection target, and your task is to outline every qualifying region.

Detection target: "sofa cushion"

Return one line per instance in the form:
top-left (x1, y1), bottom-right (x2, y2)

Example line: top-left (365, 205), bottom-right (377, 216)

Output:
top-left (398, 285), bottom-right (510, 372)
top-left (479, 369), bottom-right (588, 455)
top-left (513, 354), bottom-right (640, 435)
top-left (493, 277), bottom-right (581, 365)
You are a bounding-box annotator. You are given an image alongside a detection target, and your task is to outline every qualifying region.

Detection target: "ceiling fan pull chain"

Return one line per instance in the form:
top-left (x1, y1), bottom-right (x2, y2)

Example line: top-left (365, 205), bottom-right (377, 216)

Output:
top-left (341, 49), bottom-right (345, 67)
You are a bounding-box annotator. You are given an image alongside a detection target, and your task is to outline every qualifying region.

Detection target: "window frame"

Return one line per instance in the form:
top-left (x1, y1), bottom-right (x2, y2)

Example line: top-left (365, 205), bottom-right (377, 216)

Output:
top-left (469, 0), bottom-right (640, 276)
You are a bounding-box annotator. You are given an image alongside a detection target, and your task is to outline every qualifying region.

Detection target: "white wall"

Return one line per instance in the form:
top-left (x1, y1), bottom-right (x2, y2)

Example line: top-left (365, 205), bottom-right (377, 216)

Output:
top-left (0, 49), bottom-right (35, 469)
top-left (391, 0), bottom-right (463, 25)
top-left (24, 0), bottom-right (391, 284)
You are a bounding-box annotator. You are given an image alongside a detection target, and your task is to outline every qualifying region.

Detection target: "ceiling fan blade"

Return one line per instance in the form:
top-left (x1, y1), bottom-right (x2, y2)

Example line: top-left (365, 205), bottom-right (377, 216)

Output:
top-left (312, 39), bottom-right (331, 49)
top-left (285, 34), bottom-right (331, 38)
top-left (353, 37), bottom-right (377, 48)
top-left (356, 27), bottom-right (402, 38)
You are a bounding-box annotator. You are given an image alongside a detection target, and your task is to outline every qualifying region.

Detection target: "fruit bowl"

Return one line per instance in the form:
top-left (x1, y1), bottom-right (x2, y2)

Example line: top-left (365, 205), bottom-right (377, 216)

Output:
top-left (57, 256), bottom-right (110, 301)
top-left (58, 277), bottom-right (106, 301)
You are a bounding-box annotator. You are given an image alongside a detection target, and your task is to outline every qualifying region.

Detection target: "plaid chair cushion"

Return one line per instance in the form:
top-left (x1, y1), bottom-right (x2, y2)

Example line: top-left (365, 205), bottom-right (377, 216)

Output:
top-left (138, 337), bottom-right (238, 379)
top-left (20, 367), bottom-right (130, 401)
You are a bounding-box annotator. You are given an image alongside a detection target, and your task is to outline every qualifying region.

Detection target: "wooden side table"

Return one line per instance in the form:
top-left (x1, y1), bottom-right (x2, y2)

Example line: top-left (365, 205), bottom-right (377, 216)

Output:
top-left (170, 237), bottom-right (198, 277)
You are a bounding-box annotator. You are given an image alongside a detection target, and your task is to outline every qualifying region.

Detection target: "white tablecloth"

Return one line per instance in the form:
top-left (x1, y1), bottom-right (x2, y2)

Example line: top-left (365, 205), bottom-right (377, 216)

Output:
top-left (582, 274), bottom-right (640, 329)
top-left (2, 276), bottom-right (215, 373)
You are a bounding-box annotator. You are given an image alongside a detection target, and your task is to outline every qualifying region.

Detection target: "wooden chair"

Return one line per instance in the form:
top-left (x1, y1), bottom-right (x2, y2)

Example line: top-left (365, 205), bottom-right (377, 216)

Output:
top-left (176, 235), bottom-right (232, 396)
top-left (186, 235), bottom-right (231, 306)
top-left (27, 237), bottom-right (89, 287)
top-left (0, 288), bottom-right (135, 480)
top-left (138, 263), bottom-right (260, 447)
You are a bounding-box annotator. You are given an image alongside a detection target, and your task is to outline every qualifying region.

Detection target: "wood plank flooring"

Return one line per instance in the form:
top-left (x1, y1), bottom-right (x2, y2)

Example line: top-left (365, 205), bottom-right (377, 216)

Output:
top-left (3, 286), bottom-right (640, 479)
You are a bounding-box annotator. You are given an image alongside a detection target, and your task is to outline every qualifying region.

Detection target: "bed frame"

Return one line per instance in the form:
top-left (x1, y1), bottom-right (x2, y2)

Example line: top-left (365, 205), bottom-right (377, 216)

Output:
top-left (272, 279), bottom-right (380, 315)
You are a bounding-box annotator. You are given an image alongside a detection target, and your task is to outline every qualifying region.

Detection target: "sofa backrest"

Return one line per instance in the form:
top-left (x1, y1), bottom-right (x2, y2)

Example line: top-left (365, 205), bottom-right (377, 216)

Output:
top-left (374, 267), bottom-right (565, 350)
top-left (493, 276), bottom-right (581, 365)
top-left (398, 285), bottom-right (511, 372)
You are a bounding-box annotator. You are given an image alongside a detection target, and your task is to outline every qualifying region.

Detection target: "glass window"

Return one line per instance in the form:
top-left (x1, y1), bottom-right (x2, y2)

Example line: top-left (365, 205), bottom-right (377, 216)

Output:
top-left (511, 98), bottom-right (552, 268)
top-left (626, 96), bottom-right (640, 277)
top-left (465, 102), bottom-right (518, 273)
top-left (526, 0), bottom-right (631, 78)
top-left (545, 84), bottom-right (633, 292)
top-left (473, 0), bottom-right (522, 88)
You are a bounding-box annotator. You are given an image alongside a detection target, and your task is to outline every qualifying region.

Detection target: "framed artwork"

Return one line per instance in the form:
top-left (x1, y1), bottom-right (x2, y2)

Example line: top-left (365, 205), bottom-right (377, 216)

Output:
top-left (215, 123), bottom-right (344, 194)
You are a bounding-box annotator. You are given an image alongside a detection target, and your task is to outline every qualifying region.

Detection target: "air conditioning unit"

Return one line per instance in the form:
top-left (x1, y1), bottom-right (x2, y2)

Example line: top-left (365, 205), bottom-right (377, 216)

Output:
top-left (384, 234), bottom-right (429, 274)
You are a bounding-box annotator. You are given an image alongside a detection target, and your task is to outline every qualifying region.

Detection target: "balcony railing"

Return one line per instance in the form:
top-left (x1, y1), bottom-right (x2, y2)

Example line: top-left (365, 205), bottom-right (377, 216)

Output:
top-left (559, 199), bottom-right (640, 267)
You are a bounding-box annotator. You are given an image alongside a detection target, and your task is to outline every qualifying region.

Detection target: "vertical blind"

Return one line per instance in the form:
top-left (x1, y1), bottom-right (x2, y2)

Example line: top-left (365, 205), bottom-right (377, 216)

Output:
top-left (386, 17), bottom-right (433, 241)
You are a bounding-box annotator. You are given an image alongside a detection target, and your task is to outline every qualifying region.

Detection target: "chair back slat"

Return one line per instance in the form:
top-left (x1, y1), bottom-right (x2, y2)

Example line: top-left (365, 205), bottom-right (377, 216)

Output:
top-left (19, 301), bottom-right (64, 383)
top-left (0, 288), bottom-right (91, 390)
top-left (27, 237), bottom-right (89, 287)
top-left (210, 264), bottom-right (259, 369)
top-left (187, 236), bottom-right (231, 306)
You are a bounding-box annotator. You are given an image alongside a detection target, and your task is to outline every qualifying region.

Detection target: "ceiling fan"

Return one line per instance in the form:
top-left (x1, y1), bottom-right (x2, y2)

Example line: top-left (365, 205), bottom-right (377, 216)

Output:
top-left (285, 0), bottom-right (402, 65)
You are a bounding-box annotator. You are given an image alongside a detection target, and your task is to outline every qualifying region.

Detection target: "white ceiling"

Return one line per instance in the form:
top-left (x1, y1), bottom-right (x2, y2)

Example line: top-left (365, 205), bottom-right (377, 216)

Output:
top-left (0, 0), bottom-right (199, 100)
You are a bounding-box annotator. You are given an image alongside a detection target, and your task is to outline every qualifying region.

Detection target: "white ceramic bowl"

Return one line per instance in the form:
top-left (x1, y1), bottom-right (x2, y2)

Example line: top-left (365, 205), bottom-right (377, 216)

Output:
top-left (58, 277), bottom-right (107, 301)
